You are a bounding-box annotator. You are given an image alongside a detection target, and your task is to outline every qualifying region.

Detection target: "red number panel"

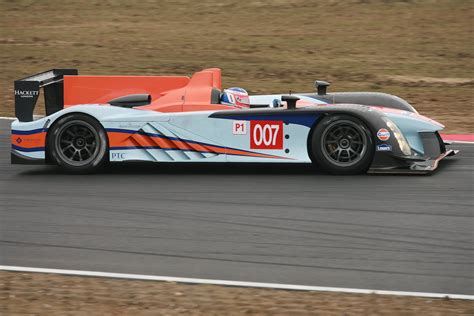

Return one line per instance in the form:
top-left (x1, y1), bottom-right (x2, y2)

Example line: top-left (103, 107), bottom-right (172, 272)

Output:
top-left (250, 121), bottom-right (283, 150)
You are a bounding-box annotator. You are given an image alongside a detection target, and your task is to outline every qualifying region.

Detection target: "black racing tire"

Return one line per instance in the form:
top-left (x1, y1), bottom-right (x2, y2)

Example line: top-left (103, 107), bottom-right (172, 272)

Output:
top-left (310, 115), bottom-right (374, 175)
top-left (47, 113), bottom-right (108, 173)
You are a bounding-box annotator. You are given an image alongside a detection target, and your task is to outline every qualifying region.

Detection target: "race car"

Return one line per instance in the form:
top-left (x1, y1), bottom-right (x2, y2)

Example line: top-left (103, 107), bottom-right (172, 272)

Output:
top-left (11, 68), bottom-right (457, 174)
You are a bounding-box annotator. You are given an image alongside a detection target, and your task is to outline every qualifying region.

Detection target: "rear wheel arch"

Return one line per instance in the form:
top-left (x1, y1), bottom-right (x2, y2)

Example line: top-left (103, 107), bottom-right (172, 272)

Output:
top-left (46, 112), bottom-right (109, 173)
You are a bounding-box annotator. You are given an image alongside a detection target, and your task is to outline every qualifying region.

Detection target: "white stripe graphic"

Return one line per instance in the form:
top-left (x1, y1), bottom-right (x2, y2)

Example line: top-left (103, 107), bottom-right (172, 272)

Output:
top-left (0, 265), bottom-right (472, 300)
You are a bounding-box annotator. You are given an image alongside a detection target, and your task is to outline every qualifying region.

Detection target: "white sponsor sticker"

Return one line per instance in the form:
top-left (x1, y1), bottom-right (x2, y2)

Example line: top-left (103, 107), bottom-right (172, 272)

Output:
top-left (232, 120), bottom-right (247, 135)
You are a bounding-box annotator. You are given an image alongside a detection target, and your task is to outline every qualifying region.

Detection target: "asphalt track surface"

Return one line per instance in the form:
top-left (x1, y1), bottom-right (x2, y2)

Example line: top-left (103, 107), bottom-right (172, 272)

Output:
top-left (0, 119), bottom-right (473, 295)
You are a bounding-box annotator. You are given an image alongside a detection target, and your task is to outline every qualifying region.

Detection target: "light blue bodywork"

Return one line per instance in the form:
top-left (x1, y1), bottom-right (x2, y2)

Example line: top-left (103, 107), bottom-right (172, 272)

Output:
top-left (11, 93), bottom-right (446, 163)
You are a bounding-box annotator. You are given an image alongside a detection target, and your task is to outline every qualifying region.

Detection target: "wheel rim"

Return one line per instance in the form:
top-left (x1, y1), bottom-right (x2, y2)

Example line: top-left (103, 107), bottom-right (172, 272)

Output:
top-left (321, 120), bottom-right (367, 167)
top-left (55, 120), bottom-right (100, 166)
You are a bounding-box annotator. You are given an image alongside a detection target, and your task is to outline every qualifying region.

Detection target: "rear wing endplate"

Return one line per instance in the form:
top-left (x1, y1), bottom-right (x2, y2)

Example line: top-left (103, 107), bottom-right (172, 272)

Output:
top-left (14, 69), bottom-right (78, 122)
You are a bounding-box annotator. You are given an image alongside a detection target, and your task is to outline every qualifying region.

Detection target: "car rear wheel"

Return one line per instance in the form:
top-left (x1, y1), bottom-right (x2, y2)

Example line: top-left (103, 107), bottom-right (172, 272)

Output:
top-left (47, 114), bottom-right (108, 173)
top-left (310, 115), bottom-right (374, 174)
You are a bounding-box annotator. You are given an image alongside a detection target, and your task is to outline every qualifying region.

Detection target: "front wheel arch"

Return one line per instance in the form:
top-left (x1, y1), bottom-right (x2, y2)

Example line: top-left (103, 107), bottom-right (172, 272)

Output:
top-left (307, 114), bottom-right (375, 174)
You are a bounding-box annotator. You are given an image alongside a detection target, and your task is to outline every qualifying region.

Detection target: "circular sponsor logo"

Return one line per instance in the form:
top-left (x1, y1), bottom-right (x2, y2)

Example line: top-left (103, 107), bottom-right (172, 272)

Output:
top-left (377, 128), bottom-right (390, 141)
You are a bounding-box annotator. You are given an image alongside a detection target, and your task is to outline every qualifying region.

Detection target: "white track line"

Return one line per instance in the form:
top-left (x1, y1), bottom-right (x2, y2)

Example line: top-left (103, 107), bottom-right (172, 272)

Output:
top-left (0, 116), bottom-right (16, 120)
top-left (0, 265), bottom-right (472, 300)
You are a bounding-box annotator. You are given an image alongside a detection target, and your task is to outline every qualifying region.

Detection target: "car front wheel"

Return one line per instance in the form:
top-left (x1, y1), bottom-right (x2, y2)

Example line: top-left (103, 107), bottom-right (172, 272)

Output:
top-left (310, 115), bottom-right (374, 175)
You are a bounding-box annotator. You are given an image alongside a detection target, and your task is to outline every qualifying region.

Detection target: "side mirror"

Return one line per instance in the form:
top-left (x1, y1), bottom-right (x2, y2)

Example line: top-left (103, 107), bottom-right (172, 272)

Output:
top-left (314, 80), bottom-right (330, 95)
top-left (108, 94), bottom-right (152, 108)
top-left (281, 95), bottom-right (300, 110)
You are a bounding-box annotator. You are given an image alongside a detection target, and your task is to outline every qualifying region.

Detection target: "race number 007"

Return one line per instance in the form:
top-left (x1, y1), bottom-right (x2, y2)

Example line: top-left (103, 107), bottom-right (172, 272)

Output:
top-left (250, 121), bottom-right (283, 149)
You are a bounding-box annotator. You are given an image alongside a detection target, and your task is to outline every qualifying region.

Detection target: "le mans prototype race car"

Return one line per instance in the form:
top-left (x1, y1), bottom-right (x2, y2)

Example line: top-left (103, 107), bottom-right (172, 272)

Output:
top-left (11, 68), bottom-right (457, 174)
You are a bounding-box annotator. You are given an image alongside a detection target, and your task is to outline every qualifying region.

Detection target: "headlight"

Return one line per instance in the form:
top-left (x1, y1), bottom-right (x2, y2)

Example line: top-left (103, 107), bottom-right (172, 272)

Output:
top-left (383, 118), bottom-right (412, 155)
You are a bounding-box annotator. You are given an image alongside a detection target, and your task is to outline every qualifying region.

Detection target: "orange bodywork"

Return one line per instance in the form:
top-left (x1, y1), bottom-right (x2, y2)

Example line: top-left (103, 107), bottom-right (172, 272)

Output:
top-left (63, 75), bottom-right (190, 107)
top-left (63, 68), bottom-right (235, 113)
top-left (11, 131), bottom-right (47, 149)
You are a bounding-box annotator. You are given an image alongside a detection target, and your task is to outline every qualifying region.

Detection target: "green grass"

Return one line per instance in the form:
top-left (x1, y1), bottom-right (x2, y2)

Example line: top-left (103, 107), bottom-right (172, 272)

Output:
top-left (0, 0), bottom-right (472, 132)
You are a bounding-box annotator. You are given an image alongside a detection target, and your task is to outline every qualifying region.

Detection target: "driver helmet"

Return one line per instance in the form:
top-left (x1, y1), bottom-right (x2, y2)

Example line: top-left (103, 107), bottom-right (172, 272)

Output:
top-left (221, 87), bottom-right (250, 108)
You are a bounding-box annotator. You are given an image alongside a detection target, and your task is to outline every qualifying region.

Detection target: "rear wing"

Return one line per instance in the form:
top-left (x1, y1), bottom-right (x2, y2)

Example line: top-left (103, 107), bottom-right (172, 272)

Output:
top-left (14, 69), bottom-right (78, 122)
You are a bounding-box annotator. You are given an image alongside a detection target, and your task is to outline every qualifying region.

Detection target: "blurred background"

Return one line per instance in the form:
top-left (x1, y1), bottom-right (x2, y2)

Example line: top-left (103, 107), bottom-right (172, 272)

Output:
top-left (0, 0), bottom-right (472, 132)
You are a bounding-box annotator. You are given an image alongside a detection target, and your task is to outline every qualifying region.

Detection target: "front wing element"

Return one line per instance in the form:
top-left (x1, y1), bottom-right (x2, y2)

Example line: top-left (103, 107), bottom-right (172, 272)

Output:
top-left (369, 149), bottom-right (458, 174)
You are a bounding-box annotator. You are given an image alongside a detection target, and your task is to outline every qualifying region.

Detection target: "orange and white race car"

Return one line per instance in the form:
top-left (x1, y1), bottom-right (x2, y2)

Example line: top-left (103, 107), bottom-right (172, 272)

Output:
top-left (11, 68), bottom-right (456, 174)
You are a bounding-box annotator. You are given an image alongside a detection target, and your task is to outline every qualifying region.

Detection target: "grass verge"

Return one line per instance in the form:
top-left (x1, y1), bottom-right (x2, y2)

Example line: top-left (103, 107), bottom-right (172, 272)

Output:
top-left (1, 271), bottom-right (473, 315)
